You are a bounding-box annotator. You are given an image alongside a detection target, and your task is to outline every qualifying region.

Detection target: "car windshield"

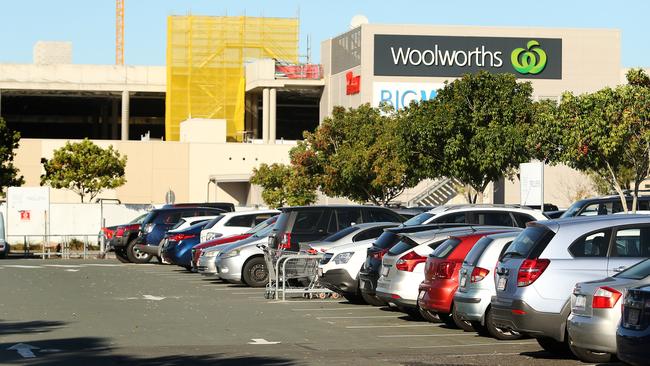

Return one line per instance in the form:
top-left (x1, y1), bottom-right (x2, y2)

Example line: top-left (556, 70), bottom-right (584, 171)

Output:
top-left (170, 219), bottom-right (187, 230)
top-left (129, 213), bottom-right (148, 224)
top-left (616, 259), bottom-right (650, 280)
top-left (245, 216), bottom-right (278, 234)
top-left (561, 201), bottom-right (585, 218)
top-left (203, 215), bottom-right (224, 229)
top-left (501, 226), bottom-right (554, 259)
top-left (403, 212), bottom-right (434, 226)
top-left (322, 226), bottom-right (359, 242)
top-left (463, 237), bottom-right (494, 265)
top-left (253, 224), bottom-right (275, 238)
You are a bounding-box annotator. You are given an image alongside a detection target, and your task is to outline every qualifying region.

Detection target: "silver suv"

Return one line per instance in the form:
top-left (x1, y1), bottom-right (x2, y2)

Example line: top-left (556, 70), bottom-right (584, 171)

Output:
top-left (491, 215), bottom-right (650, 354)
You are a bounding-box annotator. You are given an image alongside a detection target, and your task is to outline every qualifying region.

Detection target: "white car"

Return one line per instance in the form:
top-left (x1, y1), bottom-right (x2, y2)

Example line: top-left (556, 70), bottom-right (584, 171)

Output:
top-left (318, 238), bottom-right (376, 302)
top-left (404, 205), bottom-right (548, 228)
top-left (301, 222), bottom-right (399, 253)
top-left (169, 215), bottom-right (219, 232)
top-left (200, 210), bottom-right (279, 242)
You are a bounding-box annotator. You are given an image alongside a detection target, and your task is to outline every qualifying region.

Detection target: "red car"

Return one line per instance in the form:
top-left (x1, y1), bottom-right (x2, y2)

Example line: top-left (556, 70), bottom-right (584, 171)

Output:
top-left (418, 230), bottom-right (514, 330)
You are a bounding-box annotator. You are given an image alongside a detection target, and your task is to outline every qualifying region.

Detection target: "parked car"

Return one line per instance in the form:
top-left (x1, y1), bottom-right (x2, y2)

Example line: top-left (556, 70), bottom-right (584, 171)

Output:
top-left (163, 202), bottom-right (235, 212)
top-left (169, 215), bottom-right (218, 232)
top-left (0, 212), bottom-right (7, 259)
top-left (390, 206), bottom-right (435, 220)
top-left (198, 223), bottom-right (276, 279)
top-left (200, 210), bottom-right (279, 242)
top-left (403, 205), bottom-right (548, 228)
top-left (159, 221), bottom-right (209, 270)
top-left (561, 195), bottom-right (650, 218)
top-left (544, 210), bottom-right (566, 219)
top-left (301, 222), bottom-right (399, 254)
top-left (568, 259), bottom-right (650, 363)
top-left (376, 226), bottom-right (511, 317)
top-left (318, 238), bottom-right (381, 303)
top-left (191, 215), bottom-right (278, 271)
top-left (267, 205), bottom-right (405, 252)
top-left (491, 215), bottom-right (650, 355)
top-left (110, 213), bottom-right (148, 263)
top-left (617, 284), bottom-right (650, 365)
top-left (132, 206), bottom-right (226, 263)
top-left (418, 229), bottom-right (520, 329)
top-left (453, 232), bottom-right (523, 339)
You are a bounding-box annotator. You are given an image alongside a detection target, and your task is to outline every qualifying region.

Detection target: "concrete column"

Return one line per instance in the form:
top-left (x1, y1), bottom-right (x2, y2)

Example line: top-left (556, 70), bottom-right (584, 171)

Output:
top-left (121, 90), bottom-right (130, 141)
top-left (269, 88), bottom-right (277, 144)
top-left (262, 88), bottom-right (270, 143)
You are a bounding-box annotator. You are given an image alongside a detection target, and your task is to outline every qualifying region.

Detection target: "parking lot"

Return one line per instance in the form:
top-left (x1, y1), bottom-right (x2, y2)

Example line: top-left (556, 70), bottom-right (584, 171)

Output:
top-left (0, 258), bottom-right (622, 366)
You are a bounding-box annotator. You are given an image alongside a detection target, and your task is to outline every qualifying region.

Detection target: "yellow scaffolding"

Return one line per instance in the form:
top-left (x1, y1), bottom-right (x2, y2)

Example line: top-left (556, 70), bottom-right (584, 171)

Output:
top-left (166, 16), bottom-right (300, 141)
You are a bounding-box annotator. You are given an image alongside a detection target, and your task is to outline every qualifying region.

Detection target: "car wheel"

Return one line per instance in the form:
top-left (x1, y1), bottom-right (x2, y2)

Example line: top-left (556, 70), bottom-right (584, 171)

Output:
top-left (452, 303), bottom-right (475, 332)
top-left (114, 248), bottom-right (130, 263)
top-left (126, 240), bottom-right (152, 264)
top-left (418, 307), bottom-right (440, 323)
top-left (397, 305), bottom-right (423, 320)
top-left (536, 336), bottom-right (571, 355)
top-left (343, 293), bottom-right (364, 304)
top-left (360, 291), bottom-right (387, 307)
top-left (569, 339), bottom-right (612, 363)
top-left (242, 257), bottom-right (268, 287)
top-left (485, 308), bottom-right (522, 340)
top-left (437, 312), bottom-right (457, 328)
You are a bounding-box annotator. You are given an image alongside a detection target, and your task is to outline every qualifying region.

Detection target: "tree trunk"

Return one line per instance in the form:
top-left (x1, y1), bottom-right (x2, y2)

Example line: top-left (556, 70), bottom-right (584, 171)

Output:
top-left (633, 179), bottom-right (641, 213)
top-left (605, 162), bottom-right (628, 213)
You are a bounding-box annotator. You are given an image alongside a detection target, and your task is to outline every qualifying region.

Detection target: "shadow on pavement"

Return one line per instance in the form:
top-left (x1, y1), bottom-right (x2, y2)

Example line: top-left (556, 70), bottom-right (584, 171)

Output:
top-left (0, 337), bottom-right (297, 366)
top-left (0, 320), bottom-right (66, 336)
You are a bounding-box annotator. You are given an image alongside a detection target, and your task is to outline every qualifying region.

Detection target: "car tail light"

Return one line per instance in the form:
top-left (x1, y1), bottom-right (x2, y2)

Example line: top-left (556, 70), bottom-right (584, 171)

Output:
top-left (170, 233), bottom-right (197, 242)
top-left (278, 232), bottom-right (292, 250)
top-left (115, 226), bottom-right (125, 237)
top-left (118, 224), bottom-right (140, 237)
top-left (517, 258), bottom-right (550, 287)
top-left (471, 267), bottom-right (490, 283)
top-left (593, 286), bottom-right (622, 309)
top-left (395, 251), bottom-right (427, 272)
top-left (371, 248), bottom-right (389, 260)
top-left (436, 261), bottom-right (456, 279)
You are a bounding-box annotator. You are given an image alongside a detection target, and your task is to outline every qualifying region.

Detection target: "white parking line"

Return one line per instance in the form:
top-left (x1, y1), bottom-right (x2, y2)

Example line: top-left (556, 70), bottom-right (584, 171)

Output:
top-left (2, 265), bottom-right (44, 269)
top-left (408, 341), bottom-right (536, 349)
top-left (230, 292), bottom-right (264, 295)
top-left (43, 264), bottom-right (83, 268)
top-left (377, 334), bottom-right (475, 338)
top-left (445, 352), bottom-right (522, 357)
top-left (346, 324), bottom-right (442, 329)
top-left (316, 315), bottom-right (402, 320)
top-left (208, 287), bottom-right (265, 291)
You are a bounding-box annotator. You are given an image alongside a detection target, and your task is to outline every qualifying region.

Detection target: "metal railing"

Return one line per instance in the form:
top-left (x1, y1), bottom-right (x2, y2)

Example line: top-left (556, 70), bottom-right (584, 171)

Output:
top-left (6, 234), bottom-right (103, 259)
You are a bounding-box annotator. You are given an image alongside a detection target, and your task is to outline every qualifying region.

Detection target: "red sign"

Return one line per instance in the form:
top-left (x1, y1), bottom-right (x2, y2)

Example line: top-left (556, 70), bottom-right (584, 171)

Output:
top-left (346, 71), bottom-right (360, 95)
top-left (20, 210), bottom-right (31, 221)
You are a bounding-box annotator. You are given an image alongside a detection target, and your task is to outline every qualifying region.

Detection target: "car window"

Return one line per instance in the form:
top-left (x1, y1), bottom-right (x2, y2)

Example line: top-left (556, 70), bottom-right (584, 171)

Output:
top-left (579, 201), bottom-right (626, 217)
top-left (203, 215), bottom-right (224, 229)
top-left (611, 227), bottom-right (650, 257)
top-left (502, 226), bottom-right (554, 259)
top-left (293, 210), bottom-right (328, 234)
top-left (569, 230), bottom-right (611, 257)
top-left (336, 209), bottom-right (364, 229)
top-left (431, 238), bottom-right (462, 259)
top-left (353, 226), bottom-right (387, 242)
top-left (367, 209), bottom-right (401, 223)
top-left (472, 211), bottom-right (514, 226)
top-left (225, 215), bottom-right (254, 227)
top-left (158, 211), bottom-right (181, 224)
top-left (513, 213), bottom-right (536, 228)
top-left (388, 236), bottom-right (420, 256)
top-left (322, 226), bottom-right (359, 242)
top-left (434, 212), bottom-right (466, 224)
top-left (170, 218), bottom-right (187, 230)
top-left (403, 212), bottom-right (434, 226)
top-left (637, 200), bottom-right (650, 211)
top-left (254, 214), bottom-right (274, 225)
top-left (181, 209), bottom-right (200, 218)
top-left (463, 237), bottom-right (494, 265)
top-left (245, 216), bottom-right (277, 234)
top-left (616, 259), bottom-right (650, 280)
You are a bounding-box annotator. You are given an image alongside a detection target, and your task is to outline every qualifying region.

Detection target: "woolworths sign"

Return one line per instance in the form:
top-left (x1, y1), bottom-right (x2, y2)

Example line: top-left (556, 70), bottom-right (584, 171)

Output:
top-left (374, 34), bottom-right (562, 79)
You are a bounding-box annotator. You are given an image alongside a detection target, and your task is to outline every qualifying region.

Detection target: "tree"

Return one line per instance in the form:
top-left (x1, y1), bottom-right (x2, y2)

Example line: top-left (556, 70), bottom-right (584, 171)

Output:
top-left (401, 72), bottom-right (536, 203)
top-left (0, 117), bottom-right (25, 196)
top-left (291, 104), bottom-right (421, 206)
top-left (40, 139), bottom-right (127, 202)
top-left (250, 163), bottom-right (317, 208)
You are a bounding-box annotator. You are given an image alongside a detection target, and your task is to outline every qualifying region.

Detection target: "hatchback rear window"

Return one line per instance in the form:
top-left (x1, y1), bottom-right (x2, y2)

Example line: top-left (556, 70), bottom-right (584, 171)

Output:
top-left (403, 212), bottom-right (434, 226)
top-left (388, 236), bottom-right (420, 256)
top-left (501, 226), bottom-right (554, 259)
top-left (616, 259), bottom-right (650, 280)
top-left (203, 215), bottom-right (224, 229)
top-left (322, 226), bottom-right (359, 242)
top-left (463, 237), bottom-right (494, 266)
top-left (373, 231), bottom-right (400, 250)
top-left (431, 238), bottom-right (462, 259)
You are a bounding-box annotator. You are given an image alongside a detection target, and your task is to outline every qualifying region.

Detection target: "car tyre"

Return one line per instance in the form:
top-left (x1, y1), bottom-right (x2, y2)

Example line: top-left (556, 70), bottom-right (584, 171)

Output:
top-left (126, 240), bottom-right (152, 264)
top-left (242, 257), bottom-right (268, 288)
top-left (360, 291), bottom-right (387, 307)
top-left (452, 303), bottom-right (475, 332)
top-left (418, 307), bottom-right (440, 323)
top-left (485, 308), bottom-right (522, 340)
top-left (569, 339), bottom-right (612, 363)
top-left (114, 248), bottom-right (130, 263)
top-left (343, 293), bottom-right (365, 304)
top-left (397, 305), bottom-right (423, 320)
top-left (437, 312), bottom-right (457, 328)
top-left (536, 336), bottom-right (571, 355)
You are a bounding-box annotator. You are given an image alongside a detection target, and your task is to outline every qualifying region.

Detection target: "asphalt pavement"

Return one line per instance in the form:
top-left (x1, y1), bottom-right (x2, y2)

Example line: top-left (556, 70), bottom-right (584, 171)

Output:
top-left (0, 258), bottom-right (623, 365)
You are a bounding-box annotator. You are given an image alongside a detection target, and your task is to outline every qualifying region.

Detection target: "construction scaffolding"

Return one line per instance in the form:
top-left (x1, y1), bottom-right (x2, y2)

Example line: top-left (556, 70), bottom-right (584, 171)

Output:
top-left (166, 16), bottom-right (300, 141)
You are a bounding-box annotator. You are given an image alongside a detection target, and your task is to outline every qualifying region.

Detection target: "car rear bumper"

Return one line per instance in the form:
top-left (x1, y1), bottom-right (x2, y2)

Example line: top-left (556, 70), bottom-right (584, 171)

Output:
top-left (358, 271), bottom-right (379, 296)
top-left (567, 313), bottom-right (617, 354)
top-left (320, 268), bottom-right (356, 295)
top-left (617, 327), bottom-right (650, 366)
top-left (454, 290), bottom-right (490, 322)
top-left (376, 290), bottom-right (417, 308)
top-left (418, 281), bottom-right (455, 314)
top-left (491, 298), bottom-right (565, 341)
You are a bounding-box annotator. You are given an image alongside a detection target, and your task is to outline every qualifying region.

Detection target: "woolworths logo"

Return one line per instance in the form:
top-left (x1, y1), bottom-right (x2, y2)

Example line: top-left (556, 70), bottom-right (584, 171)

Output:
top-left (511, 40), bottom-right (547, 75)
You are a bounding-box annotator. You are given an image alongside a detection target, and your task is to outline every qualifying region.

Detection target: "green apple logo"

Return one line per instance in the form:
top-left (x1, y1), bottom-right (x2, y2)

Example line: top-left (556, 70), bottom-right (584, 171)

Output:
top-left (511, 40), bottom-right (547, 75)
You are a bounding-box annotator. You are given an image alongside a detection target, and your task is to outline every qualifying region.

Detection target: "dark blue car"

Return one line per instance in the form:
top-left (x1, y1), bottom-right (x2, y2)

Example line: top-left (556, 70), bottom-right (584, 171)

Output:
top-left (160, 221), bottom-right (208, 270)
top-left (617, 284), bottom-right (650, 365)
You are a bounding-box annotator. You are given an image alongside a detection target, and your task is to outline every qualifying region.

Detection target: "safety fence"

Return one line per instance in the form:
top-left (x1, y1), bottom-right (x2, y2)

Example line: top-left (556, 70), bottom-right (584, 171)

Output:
top-left (7, 234), bottom-right (103, 259)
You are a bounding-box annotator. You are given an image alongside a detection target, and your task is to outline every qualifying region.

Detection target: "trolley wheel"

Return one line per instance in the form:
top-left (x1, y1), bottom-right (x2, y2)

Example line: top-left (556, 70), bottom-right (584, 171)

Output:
top-left (318, 292), bottom-right (328, 299)
top-left (330, 292), bottom-right (341, 300)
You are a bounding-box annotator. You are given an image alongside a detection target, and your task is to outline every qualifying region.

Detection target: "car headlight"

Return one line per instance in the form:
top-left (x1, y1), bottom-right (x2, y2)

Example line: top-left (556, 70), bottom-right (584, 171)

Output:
top-left (333, 252), bottom-right (354, 264)
top-left (221, 249), bottom-right (240, 259)
top-left (204, 250), bottom-right (220, 258)
top-left (206, 232), bottom-right (222, 241)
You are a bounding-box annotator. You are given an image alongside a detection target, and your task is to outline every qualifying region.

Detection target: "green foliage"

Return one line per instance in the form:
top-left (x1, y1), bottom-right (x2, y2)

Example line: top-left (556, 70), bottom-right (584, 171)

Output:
top-left (401, 72), bottom-right (535, 203)
top-left (626, 68), bottom-right (650, 88)
top-left (40, 139), bottom-right (128, 202)
top-left (0, 117), bottom-right (25, 196)
top-left (291, 104), bottom-right (420, 206)
top-left (250, 163), bottom-right (317, 208)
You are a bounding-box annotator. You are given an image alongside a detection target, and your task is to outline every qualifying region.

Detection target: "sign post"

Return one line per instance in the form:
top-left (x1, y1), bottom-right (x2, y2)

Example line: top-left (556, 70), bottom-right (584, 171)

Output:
top-left (520, 162), bottom-right (544, 207)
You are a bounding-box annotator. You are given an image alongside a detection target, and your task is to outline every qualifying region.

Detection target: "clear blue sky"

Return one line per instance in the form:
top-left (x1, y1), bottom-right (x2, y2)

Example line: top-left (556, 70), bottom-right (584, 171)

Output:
top-left (0, 0), bottom-right (647, 67)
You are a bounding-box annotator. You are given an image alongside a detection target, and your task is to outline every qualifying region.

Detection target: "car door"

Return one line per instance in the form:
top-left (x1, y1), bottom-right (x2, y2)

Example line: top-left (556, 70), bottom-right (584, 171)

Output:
top-left (607, 225), bottom-right (650, 277)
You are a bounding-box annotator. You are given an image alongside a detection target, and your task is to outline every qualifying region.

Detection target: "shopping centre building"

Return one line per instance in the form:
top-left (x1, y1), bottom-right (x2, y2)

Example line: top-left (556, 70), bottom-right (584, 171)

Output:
top-left (0, 16), bottom-right (643, 207)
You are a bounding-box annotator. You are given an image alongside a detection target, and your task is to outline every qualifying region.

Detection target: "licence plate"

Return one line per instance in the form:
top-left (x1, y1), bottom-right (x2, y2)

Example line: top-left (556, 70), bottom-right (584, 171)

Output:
top-left (317, 268), bottom-right (323, 277)
top-left (418, 290), bottom-right (425, 300)
top-left (460, 276), bottom-right (467, 288)
top-left (497, 277), bottom-right (507, 291)
top-left (381, 266), bottom-right (390, 277)
top-left (574, 295), bottom-right (587, 310)
top-left (628, 308), bottom-right (641, 325)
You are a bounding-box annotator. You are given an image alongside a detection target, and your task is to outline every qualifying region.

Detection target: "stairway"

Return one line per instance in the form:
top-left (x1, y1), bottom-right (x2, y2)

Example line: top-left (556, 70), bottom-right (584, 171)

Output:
top-left (407, 177), bottom-right (460, 207)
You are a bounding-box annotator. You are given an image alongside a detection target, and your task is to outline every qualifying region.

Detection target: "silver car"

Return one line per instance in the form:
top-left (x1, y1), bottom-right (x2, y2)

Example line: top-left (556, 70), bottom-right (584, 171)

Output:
top-left (300, 222), bottom-right (399, 253)
top-left (568, 259), bottom-right (650, 363)
top-left (491, 215), bottom-right (650, 355)
top-left (215, 232), bottom-right (272, 287)
top-left (376, 226), bottom-right (508, 316)
top-left (454, 232), bottom-right (522, 340)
